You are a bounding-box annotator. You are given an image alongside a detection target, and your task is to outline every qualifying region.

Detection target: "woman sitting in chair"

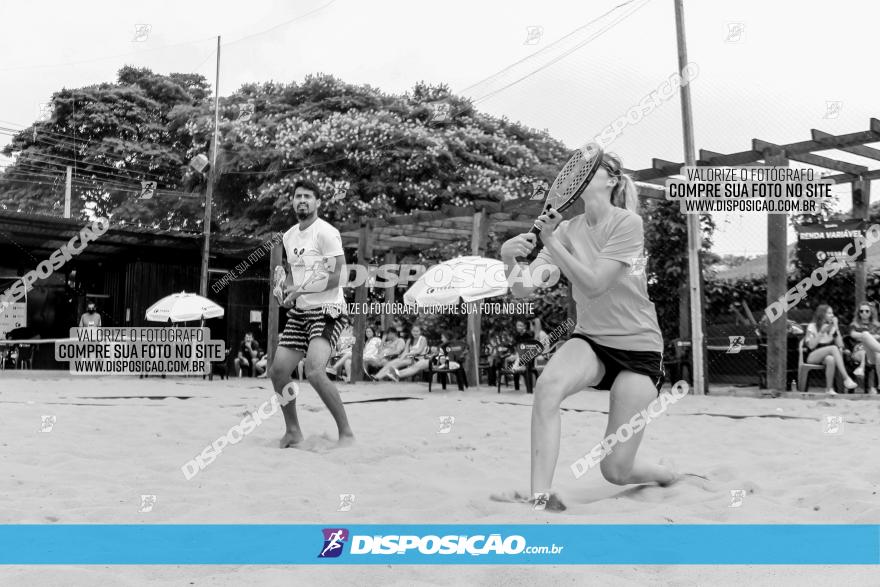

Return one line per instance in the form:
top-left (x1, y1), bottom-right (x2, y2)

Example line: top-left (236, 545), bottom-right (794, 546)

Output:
top-left (804, 304), bottom-right (858, 395)
top-left (375, 324), bottom-right (429, 381)
top-left (848, 301), bottom-right (880, 394)
top-left (335, 326), bottom-right (381, 383)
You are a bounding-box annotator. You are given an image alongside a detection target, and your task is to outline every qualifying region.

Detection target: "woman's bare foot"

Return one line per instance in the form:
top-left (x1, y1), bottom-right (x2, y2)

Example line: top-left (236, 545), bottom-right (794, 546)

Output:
top-left (658, 458), bottom-right (708, 486)
top-left (657, 457), bottom-right (683, 487)
top-left (490, 490), bottom-right (567, 511)
top-left (279, 431), bottom-right (304, 448)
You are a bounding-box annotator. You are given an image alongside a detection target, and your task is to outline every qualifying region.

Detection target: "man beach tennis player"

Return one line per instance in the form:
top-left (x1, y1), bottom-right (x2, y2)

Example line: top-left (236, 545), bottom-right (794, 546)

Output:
top-left (268, 179), bottom-right (354, 447)
top-left (500, 152), bottom-right (678, 510)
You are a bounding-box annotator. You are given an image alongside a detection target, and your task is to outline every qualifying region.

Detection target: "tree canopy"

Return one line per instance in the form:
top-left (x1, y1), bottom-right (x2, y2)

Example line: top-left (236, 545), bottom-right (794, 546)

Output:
top-left (1, 67), bottom-right (570, 238)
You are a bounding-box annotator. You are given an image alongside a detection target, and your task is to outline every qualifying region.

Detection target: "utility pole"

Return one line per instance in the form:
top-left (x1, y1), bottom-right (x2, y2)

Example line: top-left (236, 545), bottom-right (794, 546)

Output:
top-left (200, 36), bottom-right (221, 297)
top-left (673, 0), bottom-right (705, 394)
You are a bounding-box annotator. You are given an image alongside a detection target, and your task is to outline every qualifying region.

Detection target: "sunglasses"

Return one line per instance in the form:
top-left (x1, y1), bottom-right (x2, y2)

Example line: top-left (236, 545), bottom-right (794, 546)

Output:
top-left (600, 161), bottom-right (621, 176)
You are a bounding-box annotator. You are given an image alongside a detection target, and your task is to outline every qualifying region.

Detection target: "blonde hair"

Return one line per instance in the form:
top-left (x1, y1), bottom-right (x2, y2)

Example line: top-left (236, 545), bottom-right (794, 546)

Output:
top-left (603, 152), bottom-right (639, 214)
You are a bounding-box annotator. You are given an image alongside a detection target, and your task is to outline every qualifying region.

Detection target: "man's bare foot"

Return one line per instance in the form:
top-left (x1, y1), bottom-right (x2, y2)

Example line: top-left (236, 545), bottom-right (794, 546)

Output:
top-left (337, 433), bottom-right (355, 447)
top-left (279, 431), bottom-right (304, 448)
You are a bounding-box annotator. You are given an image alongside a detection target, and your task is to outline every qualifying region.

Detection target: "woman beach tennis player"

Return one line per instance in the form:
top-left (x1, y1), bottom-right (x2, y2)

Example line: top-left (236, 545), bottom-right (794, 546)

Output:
top-left (500, 152), bottom-right (679, 509)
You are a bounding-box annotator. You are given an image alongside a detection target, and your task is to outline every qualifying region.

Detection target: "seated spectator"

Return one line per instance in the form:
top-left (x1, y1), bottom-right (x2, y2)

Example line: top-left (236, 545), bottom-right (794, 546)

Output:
top-left (364, 327), bottom-right (406, 374)
top-left (486, 332), bottom-right (514, 386)
top-left (79, 302), bottom-right (102, 328)
top-left (532, 318), bottom-right (551, 352)
top-left (326, 325), bottom-right (356, 378)
top-left (255, 353), bottom-right (268, 378)
top-left (235, 332), bottom-right (265, 377)
top-left (803, 304), bottom-right (858, 395)
top-left (849, 301), bottom-right (880, 394)
top-left (376, 324), bottom-right (429, 381)
top-left (336, 326), bottom-right (380, 383)
top-left (506, 319), bottom-right (537, 372)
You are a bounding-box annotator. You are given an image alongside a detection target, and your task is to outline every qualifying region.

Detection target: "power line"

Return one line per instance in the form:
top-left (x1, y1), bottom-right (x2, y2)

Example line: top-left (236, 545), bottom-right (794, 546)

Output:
top-left (223, 0), bottom-right (339, 47)
top-left (459, 0), bottom-right (648, 97)
top-left (469, 0), bottom-right (652, 104)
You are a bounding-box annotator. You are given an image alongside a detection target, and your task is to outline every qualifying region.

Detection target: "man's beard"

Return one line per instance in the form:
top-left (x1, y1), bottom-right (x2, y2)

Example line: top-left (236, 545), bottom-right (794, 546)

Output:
top-left (295, 207), bottom-right (314, 221)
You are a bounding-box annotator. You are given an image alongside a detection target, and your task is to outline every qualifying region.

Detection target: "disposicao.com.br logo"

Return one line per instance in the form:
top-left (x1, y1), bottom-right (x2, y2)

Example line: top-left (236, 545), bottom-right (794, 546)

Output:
top-left (318, 529), bottom-right (563, 558)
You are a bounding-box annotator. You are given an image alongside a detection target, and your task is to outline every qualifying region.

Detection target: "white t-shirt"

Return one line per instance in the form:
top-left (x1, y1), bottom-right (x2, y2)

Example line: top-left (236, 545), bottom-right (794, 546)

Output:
top-left (282, 218), bottom-right (346, 311)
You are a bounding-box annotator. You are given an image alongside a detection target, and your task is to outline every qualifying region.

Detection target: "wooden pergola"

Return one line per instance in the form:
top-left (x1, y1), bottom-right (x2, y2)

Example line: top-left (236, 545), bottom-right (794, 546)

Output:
top-left (627, 118), bottom-right (880, 392)
top-left (264, 118), bottom-right (879, 391)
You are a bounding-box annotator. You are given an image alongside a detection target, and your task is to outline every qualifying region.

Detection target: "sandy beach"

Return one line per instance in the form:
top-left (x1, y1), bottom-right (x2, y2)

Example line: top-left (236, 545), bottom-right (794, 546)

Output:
top-left (0, 371), bottom-right (877, 584)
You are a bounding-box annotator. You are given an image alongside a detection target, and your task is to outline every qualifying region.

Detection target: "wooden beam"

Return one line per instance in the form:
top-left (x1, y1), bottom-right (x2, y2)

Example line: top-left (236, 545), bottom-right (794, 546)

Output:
top-left (466, 209), bottom-right (489, 386)
top-left (652, 158), bottom-right (683, 173)
top-left (754, 139), bottom-right (867, 175)
top-left (670, 120), bottom-right (880, 175)
top-left (812, 128), bottom-right (880, 161)
top-left (374, 235), bottom-right (439, 248)
top-left (699, 150), bottom-right (764, 167)
top-left (820, 167), bottom-right (880, 185)
top-left (853, 178), bottom-right (871, 312)
top-left (374, 224), bottom-right (472, 240)
top-left (635, 183), bottom-right (667, 200)
top-left (632, 161), bottom-right (688, 182)
top-left (764, 148), bottom-right (789, 393)
top-left (382, 250), bottom-right (396, 331)
top-left (350, 222), bottom-right (372, 383)
top-left (267, 239), bottom-right (283, 364)
top-left (766, 119), bottom-right (880, 156)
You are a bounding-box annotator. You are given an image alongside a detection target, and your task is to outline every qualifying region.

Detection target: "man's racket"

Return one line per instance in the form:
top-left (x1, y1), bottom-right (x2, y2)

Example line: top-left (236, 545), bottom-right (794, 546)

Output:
top-left (529, 142), bottom-right (604, 239)
top-left (273, 265), bottom-right (290, 306)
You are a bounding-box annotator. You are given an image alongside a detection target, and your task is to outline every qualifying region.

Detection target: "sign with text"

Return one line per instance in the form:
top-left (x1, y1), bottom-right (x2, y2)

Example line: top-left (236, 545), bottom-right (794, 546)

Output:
top-left (796, 219), bottom-right (866, 269)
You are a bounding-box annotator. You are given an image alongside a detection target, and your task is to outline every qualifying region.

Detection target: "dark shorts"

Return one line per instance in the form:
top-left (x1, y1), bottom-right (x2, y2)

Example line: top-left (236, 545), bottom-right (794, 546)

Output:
top-left (279, 307), bottom-right (348, 354)
top-left (570, 334), bottom-right (665, 393)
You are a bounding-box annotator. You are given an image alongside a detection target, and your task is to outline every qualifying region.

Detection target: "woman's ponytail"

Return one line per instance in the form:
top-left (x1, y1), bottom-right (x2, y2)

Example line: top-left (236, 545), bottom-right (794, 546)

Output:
top-left (605, 152), bottom-right (639, 214)
top-left (611, 173), bottom-right (639, 214)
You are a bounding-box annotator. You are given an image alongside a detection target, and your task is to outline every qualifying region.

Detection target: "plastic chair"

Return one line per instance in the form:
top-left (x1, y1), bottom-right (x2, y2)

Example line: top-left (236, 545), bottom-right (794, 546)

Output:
top-left (497, 341), bottom-right (542, 394)
top-left (427, 342), bottom-right (468, 392)
top-left (797, 337), bottom-right (826, 392)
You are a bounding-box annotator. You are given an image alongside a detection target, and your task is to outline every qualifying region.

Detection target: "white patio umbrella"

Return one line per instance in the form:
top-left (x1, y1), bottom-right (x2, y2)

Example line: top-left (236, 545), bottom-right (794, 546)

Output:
top-left (145, 291), bottom-right (224, 323)
top-left (404, 256), bottom-right (508, 389)
top-left (403, 256), bottom-right (508, 308)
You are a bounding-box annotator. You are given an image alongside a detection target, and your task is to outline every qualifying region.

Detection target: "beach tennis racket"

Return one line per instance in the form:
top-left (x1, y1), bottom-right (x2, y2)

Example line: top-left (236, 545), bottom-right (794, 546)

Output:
top-left (273, 265), bottom-right (290, 306)
top-left (529, 142), bottom-right (604, 239)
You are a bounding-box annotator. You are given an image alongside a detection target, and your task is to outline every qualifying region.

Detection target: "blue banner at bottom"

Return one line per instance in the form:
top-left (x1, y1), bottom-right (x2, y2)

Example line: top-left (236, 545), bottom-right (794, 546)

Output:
top-left (0, 525), bottom-right (877, 565)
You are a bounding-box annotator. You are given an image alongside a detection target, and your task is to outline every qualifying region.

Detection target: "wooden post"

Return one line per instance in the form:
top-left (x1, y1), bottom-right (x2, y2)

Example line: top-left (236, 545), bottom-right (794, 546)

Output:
top-left (853, 178), bottom-right (871, 310)
top-left (351, 222), bottom-right (372, 383)
top-left (267, 241), bottom-right (283, 364)
top-left (382, 250), bottom-right (397, 331)
top-left (64, 166), bottom-right (71, 218)
top-left (765, 148), bottom-right (790, 392)
top-left (466, 209), bottom-right (489, 386)
top-left (199, 36), bottom-right (221, 298)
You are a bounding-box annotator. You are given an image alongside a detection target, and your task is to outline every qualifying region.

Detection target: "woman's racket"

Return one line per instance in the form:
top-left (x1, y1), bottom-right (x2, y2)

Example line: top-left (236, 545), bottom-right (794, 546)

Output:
top-left (529, 142), bottom-right (604, 239)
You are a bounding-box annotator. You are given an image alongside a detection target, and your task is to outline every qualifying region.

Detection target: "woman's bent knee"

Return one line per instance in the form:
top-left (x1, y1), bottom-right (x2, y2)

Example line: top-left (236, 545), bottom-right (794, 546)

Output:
top-left (533, 377), bottom-right (569, 411)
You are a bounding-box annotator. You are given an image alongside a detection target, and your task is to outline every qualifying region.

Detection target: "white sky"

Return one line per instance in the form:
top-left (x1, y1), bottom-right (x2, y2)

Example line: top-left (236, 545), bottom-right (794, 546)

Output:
top-left (1, 0), bottom-right (877, 256)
